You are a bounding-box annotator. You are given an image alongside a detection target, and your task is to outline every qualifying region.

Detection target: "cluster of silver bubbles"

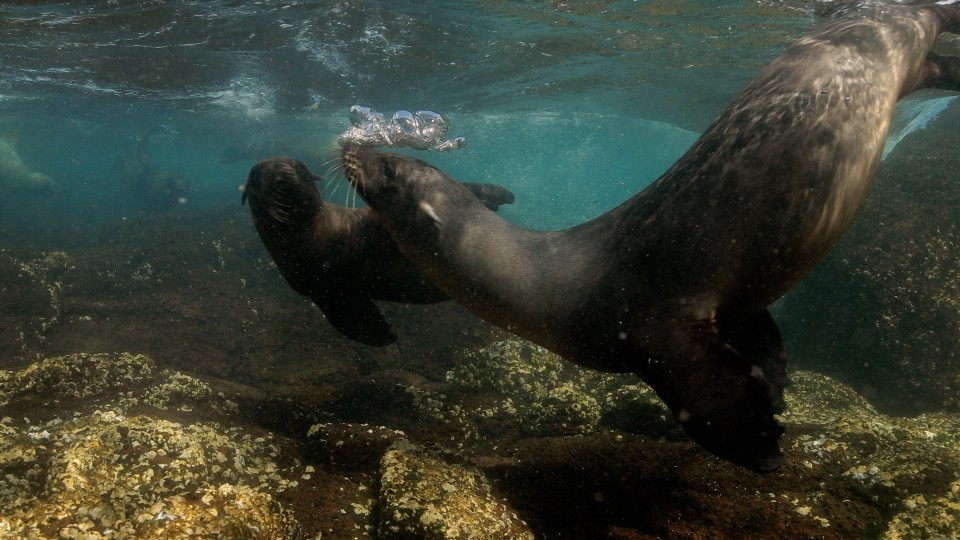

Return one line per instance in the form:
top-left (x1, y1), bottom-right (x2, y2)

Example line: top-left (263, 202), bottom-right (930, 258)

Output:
top-left (339, 105), bottom-right (466, 152)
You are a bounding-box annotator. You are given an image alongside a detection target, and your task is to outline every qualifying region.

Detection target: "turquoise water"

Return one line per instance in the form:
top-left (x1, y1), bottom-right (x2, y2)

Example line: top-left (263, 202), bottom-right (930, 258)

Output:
top-left (0, 0), bottom-right (820, 235)
top-left (2, 0), bottom-right (959, 439)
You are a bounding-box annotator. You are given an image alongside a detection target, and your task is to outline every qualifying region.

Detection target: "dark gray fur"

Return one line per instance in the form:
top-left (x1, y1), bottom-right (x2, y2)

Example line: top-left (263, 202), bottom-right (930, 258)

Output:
top-left (342, 5), bottom-right (960, 471)
top-left (243, 157), bottom-right (514, 346)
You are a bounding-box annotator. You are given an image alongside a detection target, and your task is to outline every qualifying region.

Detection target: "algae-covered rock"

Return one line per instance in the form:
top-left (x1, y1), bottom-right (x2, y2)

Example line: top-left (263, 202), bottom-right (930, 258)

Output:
top-left (0, 412), bottom-right (302, 539)
top-left (0, 250), bottom-right (73, 360)
top-left (378, 439), bottom-right (533, 540)
top-left (446, 340), bottom-right (655, 437)
top-left (884, 480), bottom-right (960, 539)
top-left (783, 370), bottom-right (960, 537)
top-left (777, 119), bottom-right (960, 414)
top-left (0, 352), bottom-right (303, 539)
top-left (3, 351), bottom-right (236, 416)
top-left (15, 351), bottom-right (156, 399)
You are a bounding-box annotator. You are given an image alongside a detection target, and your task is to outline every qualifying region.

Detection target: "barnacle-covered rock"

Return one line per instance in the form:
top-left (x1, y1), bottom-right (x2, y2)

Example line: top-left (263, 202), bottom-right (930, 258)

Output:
top-left (782, 371), bottom-right (960, 537)
top-left (0, 353), bottom-right (303, 539)
top-left (0, 250), bottom-right (72, 359)
top-left (377, 439), bottom-right (533, 539)
top-left (446, 340), bottom-right (644, 437)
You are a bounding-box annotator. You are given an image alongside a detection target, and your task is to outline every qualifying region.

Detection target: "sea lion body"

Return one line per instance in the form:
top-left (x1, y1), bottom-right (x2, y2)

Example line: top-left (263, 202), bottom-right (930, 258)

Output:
top-left (243, 157), bottom-right (514, 346)
top-left (342, 5), bottom-right (960, 471)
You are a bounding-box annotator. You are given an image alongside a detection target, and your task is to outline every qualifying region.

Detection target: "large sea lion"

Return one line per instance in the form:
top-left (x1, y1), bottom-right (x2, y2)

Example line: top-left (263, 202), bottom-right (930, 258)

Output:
top-left (341, 4), bottom-right (960, 471)
top-left (242, 157), bottom-right (514, 346)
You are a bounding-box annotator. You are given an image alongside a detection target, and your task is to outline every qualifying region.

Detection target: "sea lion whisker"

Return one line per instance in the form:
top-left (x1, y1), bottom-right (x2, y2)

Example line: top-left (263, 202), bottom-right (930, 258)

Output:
top-left (349, 181), bottom-right (361, 210)
top-left (326, 175), bottom-right (351, 206)
top-left (319, 155), bottom-right (342, 170)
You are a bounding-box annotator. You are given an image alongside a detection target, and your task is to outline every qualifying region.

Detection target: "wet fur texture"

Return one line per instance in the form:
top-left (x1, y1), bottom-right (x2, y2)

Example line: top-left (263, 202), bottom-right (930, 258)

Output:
top-left (341, 5), bottom-right (960, 471)
top-left (243, 157), bottom-right (514, 345)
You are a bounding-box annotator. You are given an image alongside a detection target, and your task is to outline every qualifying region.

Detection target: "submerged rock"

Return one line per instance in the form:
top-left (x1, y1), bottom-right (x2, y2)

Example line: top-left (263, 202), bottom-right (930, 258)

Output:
top-left (2, 341), bottom-right (960, 537)
top-left (378, 439), bottom-right (533, 540)
top-left (783, 371), bottom-right (960, 537)
top-left (0, 414), bottom-right (302, 539)
top-left (446, 340), bottom-right (678, 439)
top-left (0, 352), bottom-right (301, 539)
top-left (0, 250), bottom-right (73, 361)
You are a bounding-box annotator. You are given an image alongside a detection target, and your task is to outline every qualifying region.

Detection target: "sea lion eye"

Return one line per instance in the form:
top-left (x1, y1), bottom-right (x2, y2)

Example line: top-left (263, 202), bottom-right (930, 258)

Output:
top-left (381, 161), bottom-right (395, 182)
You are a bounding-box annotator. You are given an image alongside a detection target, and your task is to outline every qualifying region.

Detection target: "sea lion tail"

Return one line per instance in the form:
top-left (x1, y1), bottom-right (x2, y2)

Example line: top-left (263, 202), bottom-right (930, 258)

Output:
top-left (646, 309), bottom-right (789, 473)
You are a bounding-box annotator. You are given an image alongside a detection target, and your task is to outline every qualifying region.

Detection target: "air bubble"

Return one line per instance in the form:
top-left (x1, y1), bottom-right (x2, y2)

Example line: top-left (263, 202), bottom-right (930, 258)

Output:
top-left (340, 105), bottom-right (466, 152)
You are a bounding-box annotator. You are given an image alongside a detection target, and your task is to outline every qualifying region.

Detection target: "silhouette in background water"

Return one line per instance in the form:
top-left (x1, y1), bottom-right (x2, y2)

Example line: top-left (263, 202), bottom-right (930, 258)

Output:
top-left (0, 129), bottom-right (54, 193)
top-left (112, 127), bottom-right (190, 213)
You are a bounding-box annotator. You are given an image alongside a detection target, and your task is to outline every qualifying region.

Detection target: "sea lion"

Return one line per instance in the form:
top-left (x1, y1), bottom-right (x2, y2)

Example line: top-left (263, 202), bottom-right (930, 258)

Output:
top-left (341, 4), bottom-right (960, 471)
top-left (242, 157), bottom-right (514, 346)
top-left (0, 129), bottom-right (54, 192)
top-left (113, 127), bottom-right (190, 212)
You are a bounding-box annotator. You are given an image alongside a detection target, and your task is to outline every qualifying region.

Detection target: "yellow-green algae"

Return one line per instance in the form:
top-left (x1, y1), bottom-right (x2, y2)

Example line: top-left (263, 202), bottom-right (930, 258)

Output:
top-left (0, 352), bottom-right (301, 539)
top-left (445, 340), bottom-right (675, 438)
top-left (5, 342), bottom-right (960, 537)
top-left (781, 371), bottom-right (960, 537)
top-left (378, 439), bottom-right (533, 539)
top-left (448, 340), bottom-right (960, 537)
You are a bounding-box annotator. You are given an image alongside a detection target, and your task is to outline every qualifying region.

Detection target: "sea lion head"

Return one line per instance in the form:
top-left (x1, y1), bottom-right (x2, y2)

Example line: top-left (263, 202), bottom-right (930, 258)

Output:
top-left (243, 157), bottom-right (322, 229)
top-left (340, 143), bottom-right (469, 234)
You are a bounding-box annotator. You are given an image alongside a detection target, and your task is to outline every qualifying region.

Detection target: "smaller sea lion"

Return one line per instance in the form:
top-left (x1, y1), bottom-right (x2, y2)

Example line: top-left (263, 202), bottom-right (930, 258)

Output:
top-left (242, 157), bottom-right (514, 346)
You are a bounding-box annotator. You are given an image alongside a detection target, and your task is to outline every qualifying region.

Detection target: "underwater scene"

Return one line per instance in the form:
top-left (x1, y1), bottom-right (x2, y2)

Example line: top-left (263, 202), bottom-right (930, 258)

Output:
top-left (2, 0), bottom-right (960, 538)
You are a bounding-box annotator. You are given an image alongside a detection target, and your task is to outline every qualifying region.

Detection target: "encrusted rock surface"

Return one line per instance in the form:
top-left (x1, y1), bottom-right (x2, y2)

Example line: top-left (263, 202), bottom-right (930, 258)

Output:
top-left (378, 439), bottom-right (533, 540)
top-left (0, 352), bottom-right (302, 539)
top-left (2, 199), bottom-right (960, 538)
top-left (778, 111), bottom-right (960, 414)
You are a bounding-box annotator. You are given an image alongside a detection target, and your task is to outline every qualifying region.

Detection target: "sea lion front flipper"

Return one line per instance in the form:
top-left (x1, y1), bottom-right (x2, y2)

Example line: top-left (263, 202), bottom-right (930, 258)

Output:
top-left (311, 290), bottom-right (396, 346)
top-left (460, 182), bottom-right (516, 211)
top-left (648, 309), bottom-right (788, 473)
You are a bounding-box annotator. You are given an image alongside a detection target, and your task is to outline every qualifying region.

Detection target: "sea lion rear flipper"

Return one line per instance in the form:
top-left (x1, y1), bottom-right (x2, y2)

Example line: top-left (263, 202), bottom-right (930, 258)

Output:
top-left (924, 52), bottom-right (960, 91)
top-left (460, 182), bottom-right (516, 211)
top-left (649, 309), bottom-right (789, 472)
top-left (312, 291), bottom-right (397, 346)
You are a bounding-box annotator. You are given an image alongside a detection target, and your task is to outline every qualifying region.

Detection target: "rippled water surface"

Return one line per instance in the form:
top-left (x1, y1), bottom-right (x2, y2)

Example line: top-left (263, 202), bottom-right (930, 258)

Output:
top-left (0, 0), bottom-right (832, 232)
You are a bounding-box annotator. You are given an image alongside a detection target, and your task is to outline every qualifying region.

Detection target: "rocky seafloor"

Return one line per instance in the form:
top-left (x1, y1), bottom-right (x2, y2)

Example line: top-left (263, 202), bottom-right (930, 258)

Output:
top-left (2, 108), bottom-right (960, 539)
top-left (2, 343), bottom-right (960, 539)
